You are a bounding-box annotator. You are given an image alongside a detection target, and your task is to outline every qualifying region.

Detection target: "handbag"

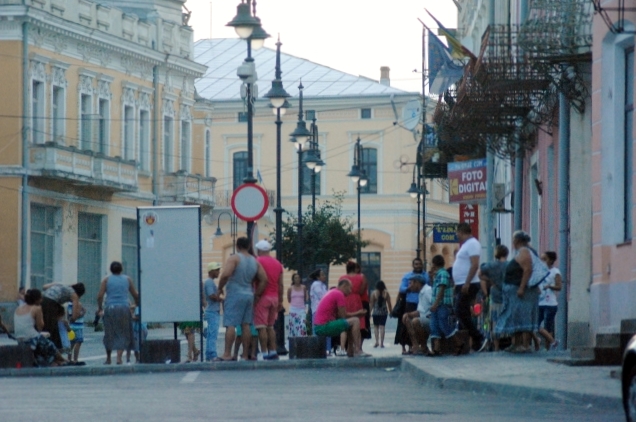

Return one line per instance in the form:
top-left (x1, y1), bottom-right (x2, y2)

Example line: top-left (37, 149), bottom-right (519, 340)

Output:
top-left (527, 248), bottom-right (550, 288)
top-left (390, 293), bottom-right (406, 318)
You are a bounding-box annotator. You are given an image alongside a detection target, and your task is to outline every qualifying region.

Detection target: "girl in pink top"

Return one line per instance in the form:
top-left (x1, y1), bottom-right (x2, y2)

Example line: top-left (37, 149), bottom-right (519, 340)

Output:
top-left (287, 274), bottom-right (308, 337)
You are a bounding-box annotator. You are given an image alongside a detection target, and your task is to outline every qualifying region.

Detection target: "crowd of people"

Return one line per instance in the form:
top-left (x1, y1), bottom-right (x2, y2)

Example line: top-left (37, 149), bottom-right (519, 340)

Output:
top-left (5, 222), bottom-right (561, 367)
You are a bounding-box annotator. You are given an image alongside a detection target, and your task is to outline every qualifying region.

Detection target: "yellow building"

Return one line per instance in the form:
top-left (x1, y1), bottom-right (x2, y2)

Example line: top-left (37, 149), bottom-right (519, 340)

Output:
top-left (0, 0), bottom-right (212, 318)
top-left (193, 39), bottom-right (458, 296)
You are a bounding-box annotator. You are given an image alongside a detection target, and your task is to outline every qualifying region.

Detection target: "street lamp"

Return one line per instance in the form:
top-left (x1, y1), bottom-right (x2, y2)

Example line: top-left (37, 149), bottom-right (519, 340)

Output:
top-left (304, 118), bottom-right (325, 218)
top-left (348, 137), bottom-right (367, 264)
top-left (263, 36), bottom-right (290, 355)
top-left (214, 211), bottom-right (238, 254)
top-left (404, 140), bottom-right (428, 262)
top-left (227, 0), bottom-right (269, 242)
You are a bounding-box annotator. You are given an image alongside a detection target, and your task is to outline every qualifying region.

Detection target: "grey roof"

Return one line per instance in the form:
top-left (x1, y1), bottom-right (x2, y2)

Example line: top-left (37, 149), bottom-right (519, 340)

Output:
top-left (194, 38), bottom-right (416, 101)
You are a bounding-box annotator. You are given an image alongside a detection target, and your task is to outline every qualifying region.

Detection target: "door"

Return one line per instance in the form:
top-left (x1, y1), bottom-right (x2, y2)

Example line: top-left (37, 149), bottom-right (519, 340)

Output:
top-left (31, 204), bottom-right (57, 290)
top-left (77, 213), bottom-right (103, 307)
top-left (360, 252), bottom-right (381, 296)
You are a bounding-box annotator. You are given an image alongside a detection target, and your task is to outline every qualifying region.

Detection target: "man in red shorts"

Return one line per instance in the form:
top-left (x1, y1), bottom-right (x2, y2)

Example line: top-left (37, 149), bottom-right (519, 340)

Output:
top-left (314, 279), bottom-right (369, 358)
top-left (254, 240), bottom-right (284, 360)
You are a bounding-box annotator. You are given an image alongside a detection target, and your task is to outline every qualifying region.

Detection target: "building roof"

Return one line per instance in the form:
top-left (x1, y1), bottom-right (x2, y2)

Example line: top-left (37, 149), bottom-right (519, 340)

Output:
top-left (194, 38), bottom-right (416, 101)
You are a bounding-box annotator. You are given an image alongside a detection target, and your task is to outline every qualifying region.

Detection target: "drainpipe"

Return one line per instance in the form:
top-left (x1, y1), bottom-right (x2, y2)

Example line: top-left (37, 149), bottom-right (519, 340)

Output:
top-left (514, 0), bottom-right (528, 233)
top-left (485, 0), bottom-right (495, 256)
top-left (20, 20), bottom-right (29, 289)
top-left (557, 91), bottom-right (570, 350)
top-left (152, 64), bottom-right (159, 205)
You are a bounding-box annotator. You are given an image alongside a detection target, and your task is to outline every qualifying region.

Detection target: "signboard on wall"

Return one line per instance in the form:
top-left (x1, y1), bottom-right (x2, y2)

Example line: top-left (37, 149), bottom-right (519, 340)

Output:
top-left (448, 158), bottom-right (487, 203)
top-left (459, 204), bottom-right (479, 240)
top-left (432, 224), bottom-right (458, 243)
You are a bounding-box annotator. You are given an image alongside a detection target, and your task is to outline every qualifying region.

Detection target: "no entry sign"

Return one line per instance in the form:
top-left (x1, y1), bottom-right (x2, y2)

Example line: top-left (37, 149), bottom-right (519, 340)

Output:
top-left (231, 183), bottom-right (269, 222)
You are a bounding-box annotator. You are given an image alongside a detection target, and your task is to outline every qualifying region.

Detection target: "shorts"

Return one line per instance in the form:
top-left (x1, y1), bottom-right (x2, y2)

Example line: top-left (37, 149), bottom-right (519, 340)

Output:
top-left (236, 323), bottom-right (258, 337)
top-left (223, 294), bottom-right (254, 327)
top-left (538, 305), bottom-right (557, 334)
top-left (314, 319), bottom-right (350, 337)
top-left (372, 315), bottom-right (388, 326)
top-left (429, 305), bottom-right (456, 339)
top-left (253, 295), bottom-right (279, 328)
top-left (70, 327), bottom-right (84, 345)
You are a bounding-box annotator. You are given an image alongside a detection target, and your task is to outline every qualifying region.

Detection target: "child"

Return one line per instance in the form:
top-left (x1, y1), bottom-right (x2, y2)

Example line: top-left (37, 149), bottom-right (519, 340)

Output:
top-left (538, 251), bottom-right (562, 350)
top-left (429, 255), bottom-right (460, 356)
top-left (128, 305), bottom-right (147, 364)
top-left (67, 301), bottom-right (86, 363)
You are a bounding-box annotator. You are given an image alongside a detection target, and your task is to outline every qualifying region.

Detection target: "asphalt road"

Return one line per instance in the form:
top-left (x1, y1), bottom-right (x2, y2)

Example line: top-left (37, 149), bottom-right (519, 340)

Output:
top-left (0, 368), bottom-right (623, 421)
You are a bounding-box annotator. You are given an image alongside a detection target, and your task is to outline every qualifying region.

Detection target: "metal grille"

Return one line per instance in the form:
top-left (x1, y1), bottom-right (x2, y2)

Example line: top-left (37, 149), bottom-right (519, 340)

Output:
top-left (77, 213), bottom-right (103, 307)
top-left (30, 204), bottom-right (56, 290)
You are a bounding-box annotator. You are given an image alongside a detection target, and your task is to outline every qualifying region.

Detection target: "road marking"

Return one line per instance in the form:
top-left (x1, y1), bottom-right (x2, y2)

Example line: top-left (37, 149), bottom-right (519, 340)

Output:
top-left (181, 371), bottom-right (200, 383)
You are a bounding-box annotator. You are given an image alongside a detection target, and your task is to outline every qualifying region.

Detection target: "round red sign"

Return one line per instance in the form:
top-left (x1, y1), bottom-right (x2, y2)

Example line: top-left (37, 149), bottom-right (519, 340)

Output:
top-left (231, 183), bottom-right (269, 222)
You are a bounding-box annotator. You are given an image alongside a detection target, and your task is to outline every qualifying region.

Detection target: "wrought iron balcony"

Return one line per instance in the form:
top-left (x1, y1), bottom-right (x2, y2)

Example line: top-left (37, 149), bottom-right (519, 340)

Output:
top-left (162, 170), bottom-right (216, 209)
top-left (29, 142), bottom-right (138, 191)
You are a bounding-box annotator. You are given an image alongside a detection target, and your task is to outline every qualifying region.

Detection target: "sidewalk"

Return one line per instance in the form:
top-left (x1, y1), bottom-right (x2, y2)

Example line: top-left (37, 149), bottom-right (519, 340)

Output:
top-left (0, 326), bottom-right (623, 411)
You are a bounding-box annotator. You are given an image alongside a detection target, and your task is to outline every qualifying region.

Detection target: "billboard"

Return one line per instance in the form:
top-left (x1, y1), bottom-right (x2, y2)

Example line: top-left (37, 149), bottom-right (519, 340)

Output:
top-left (448, 158), bottom-right (487, 203)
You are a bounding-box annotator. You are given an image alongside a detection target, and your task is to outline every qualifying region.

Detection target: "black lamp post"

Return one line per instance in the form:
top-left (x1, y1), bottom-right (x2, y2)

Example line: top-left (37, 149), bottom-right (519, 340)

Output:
top-left (214, 211), bottom-right (238, 254)
top-left (264, 36), bottom-right (291, 355)
top-left (405, 140), bottom-right (428, 264)
top-left (347, 137), bottom-right (368, 264)
top-left (304, 118), bottom-right (325, 219)
top-left (289, 82), bottom-right (312, 280)
top-left (227, 0), bottom-right (269, 242)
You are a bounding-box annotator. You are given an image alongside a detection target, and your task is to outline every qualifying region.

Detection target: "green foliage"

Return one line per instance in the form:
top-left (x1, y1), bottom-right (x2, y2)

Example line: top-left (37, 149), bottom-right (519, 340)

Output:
top-left (273, 192), bottom-right (368, 274)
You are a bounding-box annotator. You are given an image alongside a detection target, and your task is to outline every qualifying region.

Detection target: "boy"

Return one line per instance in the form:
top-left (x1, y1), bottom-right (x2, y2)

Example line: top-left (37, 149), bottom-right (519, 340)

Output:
top-left (67, 301), bottom-right (86, 364)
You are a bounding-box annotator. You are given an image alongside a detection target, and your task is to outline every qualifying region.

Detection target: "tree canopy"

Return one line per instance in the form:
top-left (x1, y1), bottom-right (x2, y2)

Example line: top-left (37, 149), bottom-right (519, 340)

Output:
top-left (273, 193), bottom-right (367, 274)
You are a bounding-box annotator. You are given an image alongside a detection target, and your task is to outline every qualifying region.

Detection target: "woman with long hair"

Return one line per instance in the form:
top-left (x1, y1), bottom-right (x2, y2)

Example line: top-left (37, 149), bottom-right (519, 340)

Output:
top-left (287, 273), bottom-right (308, 337)
top-left (369, 280), bottom-right (392, 348)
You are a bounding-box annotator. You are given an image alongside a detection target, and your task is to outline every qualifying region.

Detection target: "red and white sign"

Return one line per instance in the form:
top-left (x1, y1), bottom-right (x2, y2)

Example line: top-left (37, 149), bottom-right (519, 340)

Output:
top-left (459, 204), bottom-right (479, 240)
top-left (231, 183), bottom-right (269, 222)
top-left (448, 158), bottom-right (487, 204)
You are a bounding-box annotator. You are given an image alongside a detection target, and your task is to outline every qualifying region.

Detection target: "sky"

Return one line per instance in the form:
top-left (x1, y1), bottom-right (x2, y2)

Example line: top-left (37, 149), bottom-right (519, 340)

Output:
top-left (186, 0), bottom-right (459, 93)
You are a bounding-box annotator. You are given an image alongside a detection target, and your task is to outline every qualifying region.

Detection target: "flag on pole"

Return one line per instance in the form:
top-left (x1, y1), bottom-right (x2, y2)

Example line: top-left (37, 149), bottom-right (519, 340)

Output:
top-left (427, 30), bottom-right (465, 95)
top-left (425, 9), bottom-right (476, 60)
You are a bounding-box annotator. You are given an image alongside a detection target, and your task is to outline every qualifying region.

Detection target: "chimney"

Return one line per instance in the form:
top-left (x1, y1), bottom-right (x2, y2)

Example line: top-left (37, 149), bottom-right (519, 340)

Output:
top-left (380, 66), bottom-right (390, 86)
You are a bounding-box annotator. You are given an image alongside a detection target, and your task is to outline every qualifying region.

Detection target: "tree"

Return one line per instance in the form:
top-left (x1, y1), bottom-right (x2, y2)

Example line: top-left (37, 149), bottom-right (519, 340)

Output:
top-left (273, 193), bottom-right (367, 276)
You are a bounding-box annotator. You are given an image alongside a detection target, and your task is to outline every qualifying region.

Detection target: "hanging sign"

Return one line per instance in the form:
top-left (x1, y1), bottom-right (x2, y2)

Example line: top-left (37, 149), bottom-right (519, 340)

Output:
top-left (448, 158), bottom-right (487, 203)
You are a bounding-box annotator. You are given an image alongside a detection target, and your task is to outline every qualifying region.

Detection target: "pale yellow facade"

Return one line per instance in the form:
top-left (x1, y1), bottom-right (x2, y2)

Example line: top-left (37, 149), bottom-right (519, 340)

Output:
top-left (0, 0), bottom-right (212, 318)
top-left (195, 90), bottom-right (459, 298)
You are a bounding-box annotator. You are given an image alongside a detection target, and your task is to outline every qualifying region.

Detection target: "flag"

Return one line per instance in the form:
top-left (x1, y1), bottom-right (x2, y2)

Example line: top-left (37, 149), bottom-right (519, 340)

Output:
top-left (428, 30), bottom-right (465, 95)
top-left (425, 9), bottom-right (475, 60)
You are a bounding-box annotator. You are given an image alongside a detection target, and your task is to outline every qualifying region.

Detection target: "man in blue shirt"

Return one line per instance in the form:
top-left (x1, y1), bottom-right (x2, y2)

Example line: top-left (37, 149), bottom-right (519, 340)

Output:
top-left (395, 258), bottom-right (429, 354)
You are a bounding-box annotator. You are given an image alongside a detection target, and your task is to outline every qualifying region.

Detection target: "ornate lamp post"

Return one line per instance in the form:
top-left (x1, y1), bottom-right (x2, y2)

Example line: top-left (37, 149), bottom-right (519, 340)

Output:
top-left (303, 118), bottom-right (325, 218)
top-left (347, 137), bottom-right (368, 264)
top-left (227, 0), bottom-right (269, 241)
top-left (289, 82), bottom-right (312, 280)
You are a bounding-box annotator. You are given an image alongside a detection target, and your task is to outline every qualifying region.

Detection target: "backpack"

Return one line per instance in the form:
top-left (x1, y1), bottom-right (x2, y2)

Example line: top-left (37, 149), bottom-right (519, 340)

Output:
top-left (527, 248), bottom-right (550, 288)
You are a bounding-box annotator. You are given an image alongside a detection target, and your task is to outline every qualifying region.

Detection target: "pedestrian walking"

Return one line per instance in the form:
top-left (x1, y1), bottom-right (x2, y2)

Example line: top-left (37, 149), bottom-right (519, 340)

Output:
top-left (97, 261), bottom-right (139, 365)
top-left (254, 239), bottom-right (284, 360)
top-left (369, 281), bottom-right (392, 348)
top-left (395, 258), bottom-right (429, 355)
top-left (495, 231), bottom-right (540, 353)
top-left (217, 237), bottom-right (268, 362)
top-left (453, 223), bottom-right (488, 352)
top-left (537, 251), bottom-right (562, 350)
top-left (479, 244), bottom-right (509, 351)
top-left (287, 273), bottom-right (308, 337)
top-left (203, 261), bottom-right (223, 362)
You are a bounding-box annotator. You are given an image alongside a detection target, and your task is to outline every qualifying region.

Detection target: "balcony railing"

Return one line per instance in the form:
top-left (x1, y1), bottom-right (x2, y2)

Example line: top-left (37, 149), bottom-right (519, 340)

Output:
top-left (30, 142), bottom-right (138, 191)
top-left (162, 171), bottom-right (216, 208)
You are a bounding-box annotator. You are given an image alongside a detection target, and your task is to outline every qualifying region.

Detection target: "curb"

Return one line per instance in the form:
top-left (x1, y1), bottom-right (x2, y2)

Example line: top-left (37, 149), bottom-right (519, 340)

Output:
top-left (0, 356), bottom-right (403, 378)
top-left (401, 359), bottom-right (622, 410)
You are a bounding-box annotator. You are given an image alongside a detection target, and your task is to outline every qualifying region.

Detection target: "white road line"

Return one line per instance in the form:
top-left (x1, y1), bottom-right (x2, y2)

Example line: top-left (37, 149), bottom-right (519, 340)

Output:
top-left (180, 371), bottom-right (200, 384)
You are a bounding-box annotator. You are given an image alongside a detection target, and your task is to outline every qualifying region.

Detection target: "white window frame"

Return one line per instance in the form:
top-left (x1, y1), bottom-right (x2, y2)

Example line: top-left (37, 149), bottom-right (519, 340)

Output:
top-left (205, 129), bottom-right (211, 178)
top-left (121, 87), bottom-right (136, 161)
top-left (50, 65), bottom-right (68, 144)
top-left (78, 74), bottom-right (95, 151)
top-left (138, 91), bottom-right (152, 171)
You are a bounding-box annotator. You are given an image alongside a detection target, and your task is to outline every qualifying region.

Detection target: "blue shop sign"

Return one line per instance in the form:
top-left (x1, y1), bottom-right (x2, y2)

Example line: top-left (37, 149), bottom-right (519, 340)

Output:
top-left (433, 224), bottom-right (458, 243)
